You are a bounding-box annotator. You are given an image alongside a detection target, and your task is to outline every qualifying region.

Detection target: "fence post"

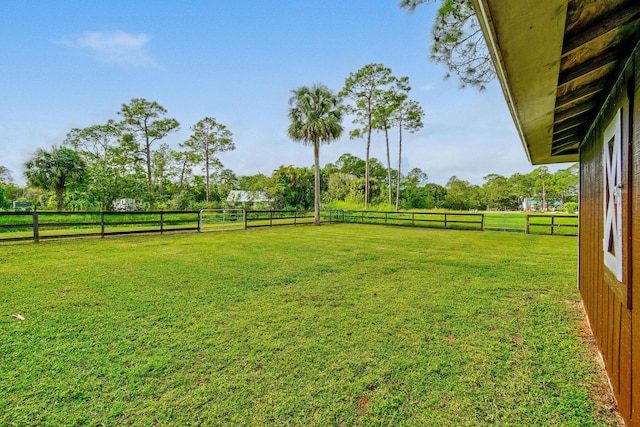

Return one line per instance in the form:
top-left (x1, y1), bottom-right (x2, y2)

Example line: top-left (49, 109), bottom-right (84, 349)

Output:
top-left (269, 211), bottom-right (273, 227)
top-left (526, 215), bottom-right (530, 234)
top-left (101, 212), bottom-right (105, 238)
top-left (160, 212), bottom-right (164, 234)
top-left (33, 211), bottom-right (39, 243)
top-left (197, 210), bottom-right (202, 233)
top-left (361, 211), bottom-right (364, 224)
top-left (481, 214), bottom-right (485, 231)
top-left (294, 210), bottom-right (297, 226)
top-left (243, 210), bottom-right (247, 230)
top-left (551, 215), bottom-right (555, 235)
top-left (444, 213), bottom-right (448, 229)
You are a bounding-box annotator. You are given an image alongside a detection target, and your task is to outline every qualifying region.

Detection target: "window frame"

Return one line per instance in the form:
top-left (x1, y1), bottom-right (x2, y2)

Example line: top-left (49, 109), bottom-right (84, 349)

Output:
top-left (602, 109), bottom-right (623, 282)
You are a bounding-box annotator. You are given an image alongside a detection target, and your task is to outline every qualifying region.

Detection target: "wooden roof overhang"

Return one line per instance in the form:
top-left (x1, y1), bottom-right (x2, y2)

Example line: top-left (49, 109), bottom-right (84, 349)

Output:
top-left (473, 0), bottom-right (640, 165)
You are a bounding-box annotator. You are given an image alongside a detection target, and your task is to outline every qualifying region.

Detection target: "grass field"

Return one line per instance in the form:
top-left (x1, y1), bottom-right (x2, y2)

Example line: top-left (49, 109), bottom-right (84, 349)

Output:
top-left (0, 225), bottom-right (617, 425)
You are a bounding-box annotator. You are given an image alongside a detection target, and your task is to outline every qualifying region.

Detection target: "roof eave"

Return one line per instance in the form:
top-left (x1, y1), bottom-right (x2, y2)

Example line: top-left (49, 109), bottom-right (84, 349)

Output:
top-left (473, 0), bottom-right (577, 165)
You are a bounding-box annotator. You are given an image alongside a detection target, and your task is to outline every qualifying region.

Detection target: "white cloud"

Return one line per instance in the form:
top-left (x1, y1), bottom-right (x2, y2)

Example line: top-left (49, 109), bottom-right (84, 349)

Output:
top-left (58, 31), bottom-right (158, 67)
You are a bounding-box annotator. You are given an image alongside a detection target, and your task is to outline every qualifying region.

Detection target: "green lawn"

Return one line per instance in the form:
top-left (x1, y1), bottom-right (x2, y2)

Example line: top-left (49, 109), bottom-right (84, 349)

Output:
top-left (0, 225), bottom-right (616, 425)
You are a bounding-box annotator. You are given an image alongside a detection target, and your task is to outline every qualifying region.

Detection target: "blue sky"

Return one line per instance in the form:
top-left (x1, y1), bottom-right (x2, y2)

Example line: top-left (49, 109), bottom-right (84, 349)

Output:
top-left (0, 1), bottom-right (568, 186)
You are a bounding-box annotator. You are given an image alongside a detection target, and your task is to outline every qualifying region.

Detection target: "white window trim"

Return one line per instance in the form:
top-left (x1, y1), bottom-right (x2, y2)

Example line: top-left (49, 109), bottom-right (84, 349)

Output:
top-left (602, 109), bottom-right (623, 282)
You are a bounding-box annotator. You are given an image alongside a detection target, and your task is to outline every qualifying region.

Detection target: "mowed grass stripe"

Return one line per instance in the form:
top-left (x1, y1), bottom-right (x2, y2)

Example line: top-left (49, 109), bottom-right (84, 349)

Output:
top-left (0, 225), bottom-right (615, 426)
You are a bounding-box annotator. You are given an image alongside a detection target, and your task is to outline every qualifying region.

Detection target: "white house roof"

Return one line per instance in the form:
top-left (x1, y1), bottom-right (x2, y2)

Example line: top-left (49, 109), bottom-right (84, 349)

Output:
top-left (227, 190), bottom-right (272, 203)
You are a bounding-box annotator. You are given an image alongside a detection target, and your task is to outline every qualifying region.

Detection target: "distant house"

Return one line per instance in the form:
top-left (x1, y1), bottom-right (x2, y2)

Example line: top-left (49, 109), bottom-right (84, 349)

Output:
top-left (226, 190), bottom-right (273, 209)
top-left (113, 198), bottom-right (141, 211)
top-left (521, 198), bottom-right (562, 212)
top-left (474, 1), bottom-right (639, 423)
top-left (12, 201), bottom-right (32, 211)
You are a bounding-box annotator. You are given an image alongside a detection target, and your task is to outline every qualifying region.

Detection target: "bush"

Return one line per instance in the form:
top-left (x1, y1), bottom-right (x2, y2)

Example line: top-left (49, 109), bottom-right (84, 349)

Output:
top-left (563, 202), bottom-right (579, 213)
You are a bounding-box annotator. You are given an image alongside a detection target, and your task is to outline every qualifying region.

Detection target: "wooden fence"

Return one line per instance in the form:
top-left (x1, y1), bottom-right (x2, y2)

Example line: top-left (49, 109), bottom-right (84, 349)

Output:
top-left (244, 210), bottom-right (342, 228)
top-left (526, 214), bottom-right (579, 236)
top-left (0, 211), bottom-right (200, 243)
top-left (339, 210), bottom-right (485, 231)
top-left (0, 210), bottom-right (577, 243)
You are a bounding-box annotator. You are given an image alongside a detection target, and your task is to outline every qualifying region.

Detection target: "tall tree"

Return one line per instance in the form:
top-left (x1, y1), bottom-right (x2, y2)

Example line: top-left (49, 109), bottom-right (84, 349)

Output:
top-left (482, 173), bottom-right (512, 210)
top-left (212, 168), bottom-right (238, 201)
top-left (509, 172), bottom-right (533, 201)
top-left (530, 166), bottom-right (551, 212)
top-left (334, 153), bottom-right (367, 177)
top-left (0, 165), bottom-right (13, 183)
top-left (172, 149), bottom-right (200, 194)
top-left (152, 143), bottom-right (177, 197)
top-left (400, 0), bottom-right (495, 89)
top-left (424, 182), bottom-right (447, 208)
top-left (373, 76), bottom-right (410, 207)
top-left (181, 117), bottom-right (235, 203)
top-left (24, 146), bottom-right (87, 210)
top-left (64, 120), bottom-right (121, 161)
top-left (288, 83), bottom-right (343, 225)
top-left (118, 98), bottom-right (179, 194)
top-left (445, 175), bottom-right (483, 210)
top-left (400, 167), bottom-right (430, 209)
top-left (552, 163), bottom-right (579, 206)
top-left (391, 98), bottom-right (424, 211)
top-left (64, 121), bottom-right (124, 209)
top-left (341, 63), bottom-right (395, 208)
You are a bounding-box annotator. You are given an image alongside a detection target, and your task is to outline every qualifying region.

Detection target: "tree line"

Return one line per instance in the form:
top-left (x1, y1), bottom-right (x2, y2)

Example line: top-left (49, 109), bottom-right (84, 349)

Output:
top-left (0, 147), bottom-right (578, 214)
top-left (0, 62), bottom-right (577, 214)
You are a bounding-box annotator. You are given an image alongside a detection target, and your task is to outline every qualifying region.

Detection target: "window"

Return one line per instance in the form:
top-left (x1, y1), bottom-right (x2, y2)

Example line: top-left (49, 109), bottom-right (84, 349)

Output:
top-left (602, 109), bottom-right (623, 282)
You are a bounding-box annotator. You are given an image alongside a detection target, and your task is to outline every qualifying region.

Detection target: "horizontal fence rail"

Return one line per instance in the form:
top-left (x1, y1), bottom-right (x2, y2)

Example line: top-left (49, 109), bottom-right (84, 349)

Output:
top-left (244, 210), bottom-right (343, 228)
top-left (0, 211), bottom-right (200, 243)
top-left (0, 209), bottom-right (578, 243)
top-left (526, 214), bottom-right (579, 236)
top-left (340, 210), bottom-right (485, 231)
top-left (245, 210), bottom-right (313, 228)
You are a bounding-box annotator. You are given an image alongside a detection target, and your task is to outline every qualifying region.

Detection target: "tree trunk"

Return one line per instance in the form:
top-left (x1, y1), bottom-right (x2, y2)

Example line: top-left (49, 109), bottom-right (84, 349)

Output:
top-left (205, 148), bottom-right (210, 203)
top-left (365, 124), bottom-right (371, 210)
top-left (179, 162), bottom-right (186, 193)
top-left (385, 126), bottom-right (392, 206)
top-left (56, 186), bottom-right (64, 211)
top-left (395, 121), bottom-right (403, 212)
top-left (313, 141), bottom-right (321, 225)
top-left (145, 138), bottom-right (153, 194)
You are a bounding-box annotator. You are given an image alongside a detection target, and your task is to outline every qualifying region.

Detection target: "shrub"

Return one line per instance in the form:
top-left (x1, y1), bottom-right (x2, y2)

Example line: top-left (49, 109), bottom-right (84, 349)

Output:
top-left (563, 202), bottom-right (579, 213)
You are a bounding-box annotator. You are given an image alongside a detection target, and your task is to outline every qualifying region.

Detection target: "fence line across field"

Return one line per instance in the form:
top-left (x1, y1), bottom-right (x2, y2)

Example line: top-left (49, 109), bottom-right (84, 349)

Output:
top-left (0, 209), bottom-right (578, 243)
top-left (0, 210), bottom-right (200, 243)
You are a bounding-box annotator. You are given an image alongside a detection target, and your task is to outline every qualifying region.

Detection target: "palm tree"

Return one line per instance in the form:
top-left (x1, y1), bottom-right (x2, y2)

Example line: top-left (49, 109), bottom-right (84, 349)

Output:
top-left (288, 84), bottom-right (344, 225)
top-left (24, 146), bottom-right (87, 210)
